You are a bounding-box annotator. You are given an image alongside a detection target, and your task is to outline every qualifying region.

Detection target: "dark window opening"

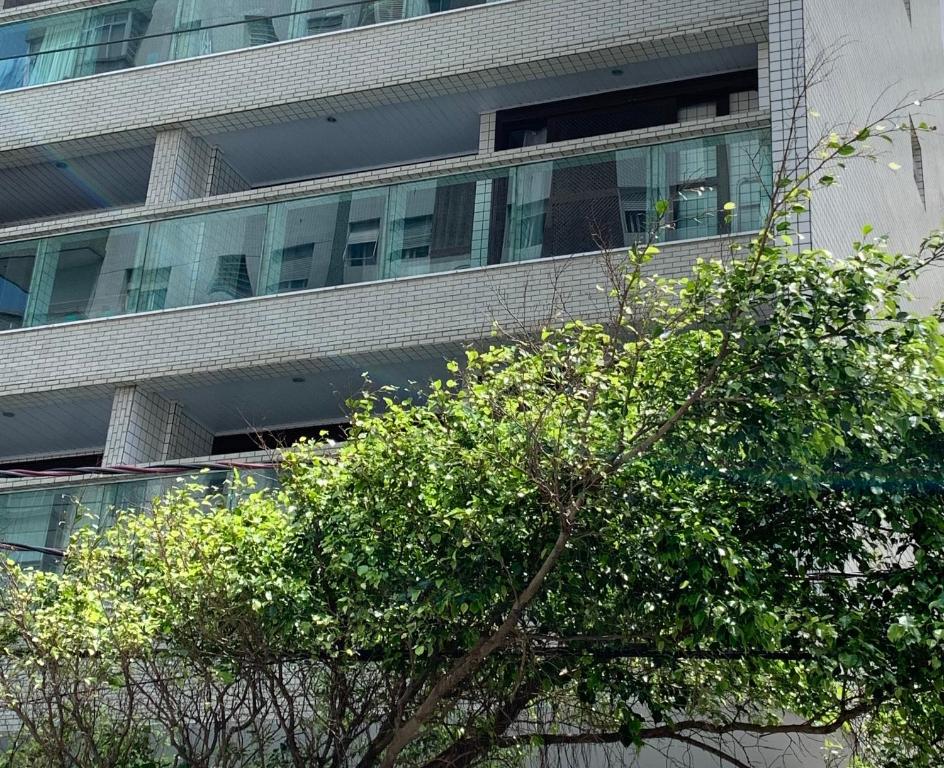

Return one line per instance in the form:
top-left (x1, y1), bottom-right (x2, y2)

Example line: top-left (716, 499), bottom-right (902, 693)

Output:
top-left (429, 182), bottom-right (476, 261)
top-left (0, 454), bottom-right (103, 472)
top-left (347, 242), bottom-right (377, 267)
top-left (211, 422), bottom-right (350, 455)
top-left (495, 71), bottom-right (758, 151)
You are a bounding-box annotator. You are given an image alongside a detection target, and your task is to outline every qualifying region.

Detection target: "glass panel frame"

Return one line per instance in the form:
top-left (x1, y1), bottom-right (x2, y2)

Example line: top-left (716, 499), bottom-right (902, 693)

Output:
top-left (0, 241), bottom-right (38, 331)
top-left (0, 468), bottom-right (277, 571)
top-left (0, 0), bottom-right (493, 93)
top-left (0, 129), bottom-right (772, 333)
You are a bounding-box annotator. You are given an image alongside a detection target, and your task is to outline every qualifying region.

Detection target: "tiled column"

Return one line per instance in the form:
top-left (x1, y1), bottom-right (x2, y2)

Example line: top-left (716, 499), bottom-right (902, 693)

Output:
top-left (163, 403), bottom-right (215, 461)
top-left (103, 386), bottom-right (213, 465)
top-left (478, 112), bottom-right (497, 156)
top-left (768, 0), bottom-right (811, 241)
top-left (146, 128), bottom-right (215, 205)
top-left (146, 128), bottom-right (249, 204)
top-left (21, 240), bottom-right (58, 327)
top-left (208, 147), bottom-right (250, 196)
top-left (758, 42), bottom-right (771, 111)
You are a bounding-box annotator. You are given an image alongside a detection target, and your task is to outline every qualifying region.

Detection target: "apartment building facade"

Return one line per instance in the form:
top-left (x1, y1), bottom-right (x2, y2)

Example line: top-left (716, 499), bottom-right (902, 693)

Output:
top-left (0, 0), bottom-right (940, 573)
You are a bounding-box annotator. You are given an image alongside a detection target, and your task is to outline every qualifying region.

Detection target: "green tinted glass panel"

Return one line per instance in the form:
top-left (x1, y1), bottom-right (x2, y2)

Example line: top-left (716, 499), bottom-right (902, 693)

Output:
top-left (0, 0), bottom-right (493, 92)
top-left (0, 130), bottom-right (771, 333)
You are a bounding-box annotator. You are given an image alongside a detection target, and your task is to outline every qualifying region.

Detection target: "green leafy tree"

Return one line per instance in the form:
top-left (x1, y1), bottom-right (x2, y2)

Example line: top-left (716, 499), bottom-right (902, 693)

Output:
top-left (1, 118), bottom-right (943, 768)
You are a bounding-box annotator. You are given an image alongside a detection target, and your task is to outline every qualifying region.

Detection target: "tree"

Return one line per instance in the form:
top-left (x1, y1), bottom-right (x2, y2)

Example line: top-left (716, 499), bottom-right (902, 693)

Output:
top-left (1, 120), bottom-right (944, 768)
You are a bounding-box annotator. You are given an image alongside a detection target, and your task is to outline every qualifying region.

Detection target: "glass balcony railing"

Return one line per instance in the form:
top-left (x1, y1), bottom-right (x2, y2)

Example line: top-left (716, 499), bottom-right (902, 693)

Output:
top-left (0, 0), bottom-right (494, 92)
top-left (0, 469), bottom-right (278, 571)
top-left (0, 129), bottom-right (771, 331)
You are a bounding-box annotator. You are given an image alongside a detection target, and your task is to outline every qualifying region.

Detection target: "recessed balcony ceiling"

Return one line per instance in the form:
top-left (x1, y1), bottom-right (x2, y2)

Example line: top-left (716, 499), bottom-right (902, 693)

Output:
top-left (0, 351), bottom-right (452, 464)
top-left (0, 393), bottom-right (112, 463)
top-left (210, 46), bottom-right (759, 187)
top-left (161, 354), bottom-right (452, 436)
top-left (0, 144), bottom-right (153, 227)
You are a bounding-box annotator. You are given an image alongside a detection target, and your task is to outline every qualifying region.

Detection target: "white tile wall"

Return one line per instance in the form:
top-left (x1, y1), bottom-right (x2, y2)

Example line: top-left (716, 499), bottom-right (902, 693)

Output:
top-left (102, 386), bottom-right (213, 464)
top-left (0, 0), bottom-right (767, 156)
top-left (0, 236), bottom-right (748, 401)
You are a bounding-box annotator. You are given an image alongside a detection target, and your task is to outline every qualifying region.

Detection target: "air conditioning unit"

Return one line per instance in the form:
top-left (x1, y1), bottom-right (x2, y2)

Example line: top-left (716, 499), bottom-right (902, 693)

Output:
top-left (374, 0), bottom-right (405, 22)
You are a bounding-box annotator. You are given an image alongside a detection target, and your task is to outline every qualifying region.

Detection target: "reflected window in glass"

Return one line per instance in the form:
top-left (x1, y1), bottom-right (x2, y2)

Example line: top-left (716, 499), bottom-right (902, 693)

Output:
top-left (0, 246), bottom-right (36, 331)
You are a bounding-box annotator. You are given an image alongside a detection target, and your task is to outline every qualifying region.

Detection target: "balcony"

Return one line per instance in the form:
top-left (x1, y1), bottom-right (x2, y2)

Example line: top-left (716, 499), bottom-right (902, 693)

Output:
top-left (0, 128), bottom-right (771, 332)
top-left (0, 0), bottom-right (492, 92)
top-left (0, 467), bottom-right (277, 570)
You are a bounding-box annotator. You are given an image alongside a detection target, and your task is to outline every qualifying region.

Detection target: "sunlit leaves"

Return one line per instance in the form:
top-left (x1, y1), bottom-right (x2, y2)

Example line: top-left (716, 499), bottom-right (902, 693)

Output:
top-left (2, 209), bottom-right (944, 766)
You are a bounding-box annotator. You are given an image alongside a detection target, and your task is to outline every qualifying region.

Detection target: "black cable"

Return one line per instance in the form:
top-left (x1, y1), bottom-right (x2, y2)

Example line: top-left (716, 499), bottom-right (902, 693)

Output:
top-left (0, 459), bottom-right (278, 480)
top-left (0, 540), bottom-right (64, 557)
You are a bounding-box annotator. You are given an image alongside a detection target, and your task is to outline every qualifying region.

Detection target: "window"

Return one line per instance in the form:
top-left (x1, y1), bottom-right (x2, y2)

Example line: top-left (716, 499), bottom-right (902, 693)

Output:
top-left (399, 215), bottom-right (433, 260)
top-left (88, 10), bottom-right (149, 74)
top-left (666, 142), bottom-right (726, 240)
top-left (308, 14), bottom-right (345, 34)
top-left (45, 243), bottom-right (107, 322)
top-left (0, 251), bottom-right (34, 331)
top-left (495, 71), bottom-right (757, 150)
top-left (245, 16), bottom-right (278, 47)
top-left (428, 183), bottom-right (476, 262)
top-left (209, 255), bottom-right (252, 299)
top-left (621, 187), bottom-right (648, 235)
top-left (125, 267), bottom-right (171, 313)
top-left (173, 19), bottom-right (206, 56)
top-left (346, 220), bottom-right (380, 267)
top-left (25, 31), bottom-right (45, 59)
top-left (516, 203), bottom-right (546, 250)
top-left (276, 244), bottom-right (313, 292)
top-left (347, 242), bottom-right (377, 267)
